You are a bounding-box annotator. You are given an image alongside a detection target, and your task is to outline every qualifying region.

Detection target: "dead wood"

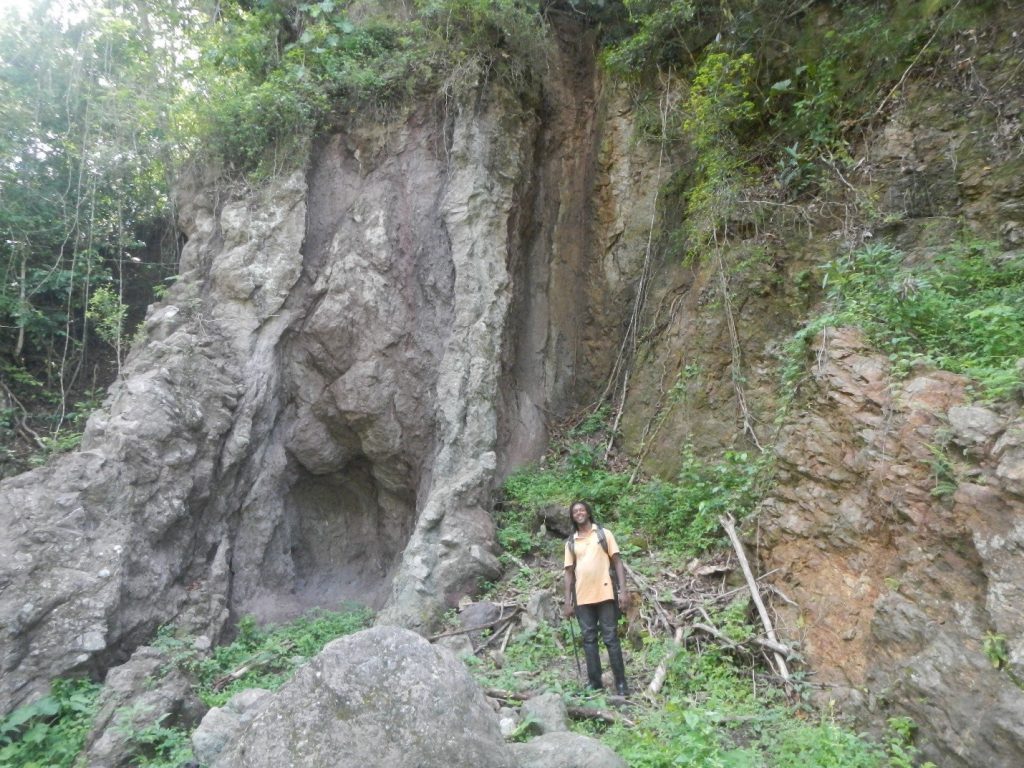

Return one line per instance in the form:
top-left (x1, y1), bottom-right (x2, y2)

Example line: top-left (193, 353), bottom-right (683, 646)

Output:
top-left (429, 606), bottom-right (521, 641)
top-left (719, 515), bottom-right (791, 682)
top-left (567, 705), bottom-right (635, 727)
top-left (486, 687), bottom-right (635, 726)
top-left (646, 626), bottom-right (684, 698)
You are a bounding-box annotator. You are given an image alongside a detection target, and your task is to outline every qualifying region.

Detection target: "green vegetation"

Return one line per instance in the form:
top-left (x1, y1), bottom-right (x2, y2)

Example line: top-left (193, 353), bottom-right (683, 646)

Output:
top-left (0, 1), bottom-right (181, 465)
top-left (502, 441), bottom-right (765, 559)
top-left (0, 607), bottom-right (372, 767)
top-left (0, 0), bottom-right (550, 471)
top-left (156, 606), bottom-right (374, 707)
top-left (814, 240), bottom-right (1024, 399)
top-left (474, 563), bottom-right (934, 768)
top-left (183, 0), bottom-right (548, 172)
top-left (0, 678), bottom-right (101, 768)
top-left (597, 0), bottom-right (989, 254)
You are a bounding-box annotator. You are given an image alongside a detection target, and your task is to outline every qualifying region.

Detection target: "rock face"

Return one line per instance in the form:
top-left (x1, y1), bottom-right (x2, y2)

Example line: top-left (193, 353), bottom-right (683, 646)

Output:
top-left (510, 732), bottom-right (627, 768)
top-left (0, 18), bottom-right (662, 713)
top-left (758, 328), bottom-right (1024, 768)
top-left (211, 625), bottom-right (518, 768)
top-left (83, 646), bottom-right (206, 768)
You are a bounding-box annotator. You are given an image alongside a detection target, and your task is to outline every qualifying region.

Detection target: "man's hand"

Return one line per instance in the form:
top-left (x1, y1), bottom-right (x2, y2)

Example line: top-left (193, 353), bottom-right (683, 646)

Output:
top-left (563, 601), bottom-right (575, 619)
top-left (617, 590), bottom-right (630, 613)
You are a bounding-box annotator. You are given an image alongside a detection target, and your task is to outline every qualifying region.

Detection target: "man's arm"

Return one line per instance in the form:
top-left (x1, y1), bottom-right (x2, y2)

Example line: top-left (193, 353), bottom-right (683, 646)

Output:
top-left (611, 553), bottom-right (629, 611)
top-left (563, 566), bottom-right (576, 618)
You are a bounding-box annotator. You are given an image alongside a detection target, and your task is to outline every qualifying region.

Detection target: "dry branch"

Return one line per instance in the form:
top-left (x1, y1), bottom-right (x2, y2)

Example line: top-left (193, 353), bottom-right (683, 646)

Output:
top-left (719, 515), bottom-right (790, 682)
top-left (567, 705), bottom-right (635, 727)
top-left (485, 688), bottom-right (635, 727)
top-left (429, 607), bottom-right (521, 641)
top-left (646, 626), bottom-right (685, 698)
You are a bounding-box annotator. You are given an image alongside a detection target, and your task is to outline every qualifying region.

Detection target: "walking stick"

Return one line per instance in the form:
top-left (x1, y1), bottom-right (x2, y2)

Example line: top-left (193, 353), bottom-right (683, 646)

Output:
top-left (568, 595), bottom-right (582, 682)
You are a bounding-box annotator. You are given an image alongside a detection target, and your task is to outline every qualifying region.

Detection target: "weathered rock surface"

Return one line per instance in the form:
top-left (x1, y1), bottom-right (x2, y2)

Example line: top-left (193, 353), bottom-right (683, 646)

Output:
top-left (0, 18), bottom-right (660, 714)
top-left (211, 625), bottom-right (518, 768)
top-left (758, 327), bottom-right (1024, 768)
top-left (520, 691), bottom-right (570, 735)
top-left (83, 646), bottom-right (206, 768)
top-left (509, 732), bottom-right (628, 768)
top-left (191, 688), bottom-right (271, 766)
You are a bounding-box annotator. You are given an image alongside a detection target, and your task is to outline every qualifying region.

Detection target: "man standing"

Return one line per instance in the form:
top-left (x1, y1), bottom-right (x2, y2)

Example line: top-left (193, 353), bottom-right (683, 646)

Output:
top-left (562, 500), bottom-right (630, 695)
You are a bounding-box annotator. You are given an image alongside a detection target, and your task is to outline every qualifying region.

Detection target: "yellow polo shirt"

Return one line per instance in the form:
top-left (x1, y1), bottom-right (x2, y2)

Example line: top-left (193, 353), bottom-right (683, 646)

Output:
top-left (564, 527), bottom-right (619, 606)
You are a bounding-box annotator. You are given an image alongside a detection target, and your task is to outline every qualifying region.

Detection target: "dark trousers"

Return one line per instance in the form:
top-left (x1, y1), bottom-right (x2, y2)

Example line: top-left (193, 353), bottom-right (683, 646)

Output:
top-left (576, 600), bottom-right (627, 692)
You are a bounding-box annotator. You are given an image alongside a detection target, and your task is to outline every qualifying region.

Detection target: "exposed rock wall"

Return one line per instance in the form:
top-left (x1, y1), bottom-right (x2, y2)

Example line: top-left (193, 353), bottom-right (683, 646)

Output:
top-left (0, 20), bottom-right (663, 712)
top-left (614, 19), bottom-right (1024, 765)
top-left (758, 328), bottom-right (1024, 768)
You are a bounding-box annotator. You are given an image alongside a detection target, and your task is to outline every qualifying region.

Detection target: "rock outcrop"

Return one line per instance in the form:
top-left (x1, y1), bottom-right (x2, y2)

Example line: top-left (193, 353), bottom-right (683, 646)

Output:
top-left (0, 18), bottom-right (662, 713)
top-left (210, 625), bottom-right (518, 768)
top-left (758, 328), bottom-right (1024, 768)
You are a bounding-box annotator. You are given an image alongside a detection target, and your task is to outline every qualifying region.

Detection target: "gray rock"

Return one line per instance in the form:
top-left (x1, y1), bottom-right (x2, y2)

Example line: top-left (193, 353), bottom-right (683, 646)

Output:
top-left (459, 601), bottom-right (507, 650)
top-left (211, 626), bottom-right (518, 768)
top-left (0, 40), bottom-right (665, 711)
top-left (191, 688), bottom-right (270, 765)
top-left (526, 590), bottom-right (560, 625)
top-left (947, 405), bottom-right (1003, 447)
top-left (540, 504), bottom-right (572, 538)
top-left (509, 732), bottom-right (628, 768)
top-left (84, 646), bottom-right (206, 768)
top-left (498, 706), bottom-right (521, 738)
top-left (434, 632), bottom-right (476, 658)
top-left (521, 692), bottom-right (570, 734)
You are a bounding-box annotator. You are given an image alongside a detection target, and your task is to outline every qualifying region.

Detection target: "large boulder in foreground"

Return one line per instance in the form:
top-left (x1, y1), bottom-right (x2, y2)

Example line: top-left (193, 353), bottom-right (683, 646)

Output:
top-left (212, 625), bottom-right (517, 768)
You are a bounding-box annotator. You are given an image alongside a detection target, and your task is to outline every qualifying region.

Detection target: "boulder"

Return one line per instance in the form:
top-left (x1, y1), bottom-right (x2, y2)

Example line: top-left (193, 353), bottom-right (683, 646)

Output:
top-left (191, 688), bottom-right (271, 766)
top-left (459, 601), bottom-right (508, 651)
top-left (521, 692), bottom-right (569, 735)
top-left (211, 626), bottom-right (518, 768)
top-left (509, 732), bottom-right (628, 768)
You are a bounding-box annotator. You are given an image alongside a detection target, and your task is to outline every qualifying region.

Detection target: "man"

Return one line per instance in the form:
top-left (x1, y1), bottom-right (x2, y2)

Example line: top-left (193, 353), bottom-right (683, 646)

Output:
top-left (562, 500), bottom-right (630, 695)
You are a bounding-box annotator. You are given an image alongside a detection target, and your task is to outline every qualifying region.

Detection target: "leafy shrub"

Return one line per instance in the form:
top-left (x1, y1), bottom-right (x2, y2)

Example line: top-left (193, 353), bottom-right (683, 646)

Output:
top-left (0, 678), bottom-right (101, 768)
top-left (819, 240), bottom-right (1024, 399)
top-left (184, 0), bottom-right (549, 172)
top-left (761, 715), bottom-right (886, 768)
top-left (178, 607), bottom-right (374, 706)
top-left (679, 50), bottom-right (757, 251)
top-left (501, 444), bottom-right (764, 558)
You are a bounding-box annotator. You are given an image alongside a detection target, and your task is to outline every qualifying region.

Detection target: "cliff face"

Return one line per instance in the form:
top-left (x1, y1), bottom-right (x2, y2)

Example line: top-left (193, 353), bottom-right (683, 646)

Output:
top-left (759, 328), bottom-right (1024, 768)
top-left (2, 7), bottom-right (1023, 766)
top-left (618, 15), bottom-right (1024, 766)
top-left (0, 19), bottom-right (663, 712)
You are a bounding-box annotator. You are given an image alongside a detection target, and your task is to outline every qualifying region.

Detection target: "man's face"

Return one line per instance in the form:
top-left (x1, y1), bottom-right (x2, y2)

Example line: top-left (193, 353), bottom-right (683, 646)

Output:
top-left (571, 504), bottom-right (590, 526)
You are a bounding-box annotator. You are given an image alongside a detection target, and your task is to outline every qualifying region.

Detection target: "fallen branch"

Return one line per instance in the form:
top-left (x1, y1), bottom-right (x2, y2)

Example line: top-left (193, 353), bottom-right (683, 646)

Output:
top-left (485, 688), bottom-right (635, 727)
top-left (691, 623), bottom-right (794, 659)
top-left (567, 705), bottom-right (635, 727)
top-left (429, 607), bottom-right (521, 641)
top-left (486, 688), bottom-right (531, 702)
top-left (212, 643), bottom-right (292, 691)
top-left (719, 515), bottom-right (790, 683)
top-left (646, 625), bottom-right (685, 698)
top-left (478, 613), bottom-right (521, 651)
top-left (624, 562), bottom-right (673, 634)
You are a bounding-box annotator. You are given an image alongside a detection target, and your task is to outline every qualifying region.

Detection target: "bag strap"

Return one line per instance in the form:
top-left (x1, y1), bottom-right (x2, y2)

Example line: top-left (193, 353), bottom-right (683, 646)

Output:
top-left (567, 525), bottom-right (611, 568)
